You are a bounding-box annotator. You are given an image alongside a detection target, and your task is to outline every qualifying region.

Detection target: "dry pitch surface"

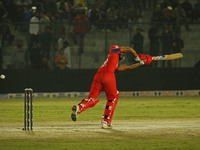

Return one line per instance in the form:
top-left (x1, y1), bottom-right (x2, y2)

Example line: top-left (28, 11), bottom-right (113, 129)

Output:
top-left (0, 118), bottom-right (200, 140)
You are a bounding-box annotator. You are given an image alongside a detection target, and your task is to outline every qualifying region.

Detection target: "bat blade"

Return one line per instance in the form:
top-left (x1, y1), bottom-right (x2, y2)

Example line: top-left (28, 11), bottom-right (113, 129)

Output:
top-left (152, 53), bottom-right (183, 61)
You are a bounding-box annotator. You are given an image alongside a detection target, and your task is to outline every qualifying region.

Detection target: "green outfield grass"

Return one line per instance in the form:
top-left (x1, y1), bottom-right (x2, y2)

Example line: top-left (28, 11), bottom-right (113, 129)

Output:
top-left (0, 96), bottom-right (200, 150)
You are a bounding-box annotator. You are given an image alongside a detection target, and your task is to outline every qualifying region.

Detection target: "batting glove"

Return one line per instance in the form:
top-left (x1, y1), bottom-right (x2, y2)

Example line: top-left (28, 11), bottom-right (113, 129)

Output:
top-left (138, 54), bottom-right (147, 60)
top-left (135, 54), bottom-right (146, 62)
top-left (144, 55), bottom-right (152, 65)
top-left (135, 56), bottom-right (141, 62)
top-left (139, 61), bottom-right (145, 65)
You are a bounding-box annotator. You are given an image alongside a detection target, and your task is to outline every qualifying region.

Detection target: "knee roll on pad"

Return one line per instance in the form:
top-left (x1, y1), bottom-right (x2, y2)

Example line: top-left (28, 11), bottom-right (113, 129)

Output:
top-left (102, 99), bottom-right (114, 121)
top-left (78, 97), bottom-right (99, 113)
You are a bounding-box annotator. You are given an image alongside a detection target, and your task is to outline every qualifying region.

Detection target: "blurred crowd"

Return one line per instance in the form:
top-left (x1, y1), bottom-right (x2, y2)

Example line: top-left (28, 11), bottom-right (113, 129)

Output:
top-left (0, 0), bottom-right (199, 30)
top-left (0, 0), bottom-right (200, 69)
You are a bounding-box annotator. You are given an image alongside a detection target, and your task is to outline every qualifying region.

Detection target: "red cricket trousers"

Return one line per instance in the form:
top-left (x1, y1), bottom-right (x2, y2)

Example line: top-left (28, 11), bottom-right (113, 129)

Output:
top-left (89, 71), bottom-right (118, 100)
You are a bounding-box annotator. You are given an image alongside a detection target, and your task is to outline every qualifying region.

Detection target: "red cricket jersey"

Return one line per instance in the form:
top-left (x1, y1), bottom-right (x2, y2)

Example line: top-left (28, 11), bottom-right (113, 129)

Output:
top-left (89, 45), bottom-right (121, 100)
top-left (98, 45), bottom-right (121, 73)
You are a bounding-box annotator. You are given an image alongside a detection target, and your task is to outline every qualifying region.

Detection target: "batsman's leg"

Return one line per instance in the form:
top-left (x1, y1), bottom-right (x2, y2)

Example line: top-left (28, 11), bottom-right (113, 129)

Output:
top-left (71, 97), bottom-right (99, 121)
top-left (71, 73), bottom-right (102, 122)
top-left (101, 74), bottom-right (118, 128)
top-left (101, 92), bottom-right (119, 129)
top-left (78, 97), bottom-right (99, 113)
top-left (108, 91), bottom-right (119, 126)
top-left (102, 99), bottom-right (113, 129)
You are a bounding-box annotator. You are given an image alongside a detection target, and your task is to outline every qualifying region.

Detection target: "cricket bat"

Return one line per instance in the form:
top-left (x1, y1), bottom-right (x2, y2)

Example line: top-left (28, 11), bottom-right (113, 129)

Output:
top-left (152, 53), bottom-right (183, 61)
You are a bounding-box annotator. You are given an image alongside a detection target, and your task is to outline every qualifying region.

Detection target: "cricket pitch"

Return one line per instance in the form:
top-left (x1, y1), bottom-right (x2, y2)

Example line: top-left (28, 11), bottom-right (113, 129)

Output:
top-left (0, 118), bottom-right (200, 140)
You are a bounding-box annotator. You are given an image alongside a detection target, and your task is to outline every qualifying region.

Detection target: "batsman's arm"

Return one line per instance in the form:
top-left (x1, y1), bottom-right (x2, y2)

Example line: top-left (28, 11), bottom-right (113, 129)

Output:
top-left (121, 47), bottom-right (138, 58)
top-left (117, 63), bottom-right (142, 71)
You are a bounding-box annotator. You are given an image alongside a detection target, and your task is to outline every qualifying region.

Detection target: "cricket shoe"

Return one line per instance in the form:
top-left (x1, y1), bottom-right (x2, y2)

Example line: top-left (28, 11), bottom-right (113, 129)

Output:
top-left (71, 105), bottom-right (80, 121)
top-left (101, 121), bottom-right (112, 129)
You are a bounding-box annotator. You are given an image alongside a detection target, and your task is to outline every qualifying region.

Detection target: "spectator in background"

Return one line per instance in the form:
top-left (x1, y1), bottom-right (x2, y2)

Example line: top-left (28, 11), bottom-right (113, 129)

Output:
top-left (14, 0), bottom-right (30, 32)
top-left (97, 1), bottom-right (107, 30)
top-left (29, 10), bottom-right (40, 50)
top-left (172, 34), bottom-right (184, 67)
top-left (118, 5), bottom-right (129, 29)
top-left (54, 26), bottom-right (67, 55)
top-left (160, 24), bottom-right (173, 68)
top-left (132, 28), bottom-right (144, 54)
top-left (106, 5), bottom-right (118, 31)
top-left (63, 41), bottom-right (71, 69)
top-left (57, 33), bottom-right (66, 51)
top-left (21, 6), bottom-right (33, 32)
top-left (11, 40), bottom-right (26, 69)
top-left (52, 19), bottom-right (66, 42)
top-left (133, 0), bottom-right (143, 18)
top-left (40, 26), bottom-right (52, 60)
top-left (194, 0), bottom-right (200, 22)
top-left (39, 11), bottom-right (50, 34)
top-left (43, 0), bottom-right (57, 15)
top-left (151, 4), bottom-right (163, 28)
top-left (88, 5), bottom-right (101, 30)
top-left (72, 10), bottom-right (88, 53)
top-left (3, 0), bottom-right (17, 22)
top-left (0, 23), bottom-right (15, 47)
top-left (22, 6), bottom-right (32, 21)
top-left (56, 0), bottom-right (73, 20)
top-left (148, 25), bottom-right (160, 67)
top-left (160, 0), bottom-right (170, 10)
top-left (163, 6), bottom-right (176, 30)
top-left (31, 0), bottom-right (45, 13)
top-left (51, 9), bottom-right (62, 22)
top-left (55, 49), bottom-right (68, 70)
top-left (0, 1), bottom-right (14, 47)
top-left (143, 0), bottom-right (152, 10)
top-left (152, 0), bottom-right (159, 9)
top-left (127, 3), bottom-right (139, 23)
top-left (182, 0), bottom-right (194, 23)
top-left (171, 0), bottom-right (181, 10)
top-left (0, 1), bottom-right (8, 22)
top-left (14, 2), bottom-right (25, 14)
top-left (175, 4), bottom-right (190, 33)
top-left (30, 41), bottom-right (49, 69)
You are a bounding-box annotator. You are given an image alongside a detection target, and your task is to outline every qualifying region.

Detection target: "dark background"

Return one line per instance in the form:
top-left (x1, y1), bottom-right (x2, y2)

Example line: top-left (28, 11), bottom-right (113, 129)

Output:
top-left (1, 68), bottom-right (200, 93)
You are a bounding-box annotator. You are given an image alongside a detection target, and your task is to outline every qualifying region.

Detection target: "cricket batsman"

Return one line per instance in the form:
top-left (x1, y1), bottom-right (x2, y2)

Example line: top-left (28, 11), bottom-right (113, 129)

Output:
top-left (71, 45), bottom-right (152, 128)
